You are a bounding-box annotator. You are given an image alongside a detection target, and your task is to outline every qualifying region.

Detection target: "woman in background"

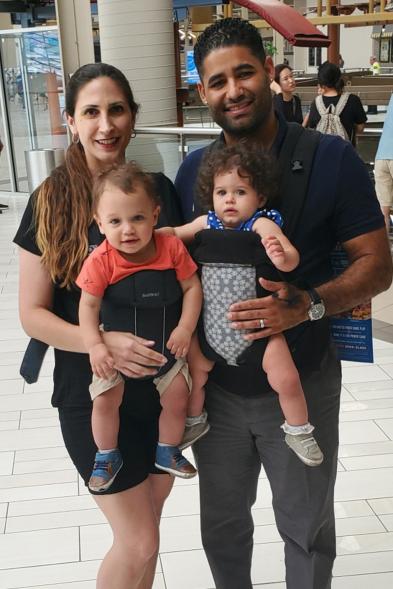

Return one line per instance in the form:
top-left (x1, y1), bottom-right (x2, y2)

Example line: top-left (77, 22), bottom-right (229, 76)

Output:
top-left (270, 64), bottom-right (304, 125)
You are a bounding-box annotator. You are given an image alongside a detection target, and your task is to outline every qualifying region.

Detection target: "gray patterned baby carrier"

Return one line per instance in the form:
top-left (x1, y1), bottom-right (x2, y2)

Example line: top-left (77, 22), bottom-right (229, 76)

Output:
top-left (191, 124), bottom-right (323, 368)
top-left (192, 229), bottom-right (281, 366)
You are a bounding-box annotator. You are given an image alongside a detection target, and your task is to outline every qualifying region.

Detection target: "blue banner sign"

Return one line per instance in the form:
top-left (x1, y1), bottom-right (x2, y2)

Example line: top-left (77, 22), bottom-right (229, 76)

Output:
top-left (329, 245), bottom-right (373, 363)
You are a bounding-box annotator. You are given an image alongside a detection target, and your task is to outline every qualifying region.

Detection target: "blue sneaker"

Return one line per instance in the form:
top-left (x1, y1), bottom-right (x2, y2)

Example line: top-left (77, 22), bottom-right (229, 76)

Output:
top-left (88, 449), bottom-right (123, 492)
top-left (155, 444), bottom-right (197, 479)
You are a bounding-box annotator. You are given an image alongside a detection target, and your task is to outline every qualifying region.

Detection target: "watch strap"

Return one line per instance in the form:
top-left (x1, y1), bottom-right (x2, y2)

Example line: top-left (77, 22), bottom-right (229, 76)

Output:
top-left (307, 287), bottom-right (321, 305)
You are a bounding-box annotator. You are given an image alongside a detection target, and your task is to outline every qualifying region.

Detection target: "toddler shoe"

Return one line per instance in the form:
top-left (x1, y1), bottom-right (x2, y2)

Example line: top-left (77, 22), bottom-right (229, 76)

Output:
top-left (155, 444), bottom-right (197, 478)
top-left (88, 449), bottom-right (123, 492)
top-left (179, 409), bottom-right (210, 450)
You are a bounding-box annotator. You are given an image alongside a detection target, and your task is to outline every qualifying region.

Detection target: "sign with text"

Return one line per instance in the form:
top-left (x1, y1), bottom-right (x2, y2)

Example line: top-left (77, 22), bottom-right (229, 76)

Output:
top-left (329, 246), bottom-right (373, 363)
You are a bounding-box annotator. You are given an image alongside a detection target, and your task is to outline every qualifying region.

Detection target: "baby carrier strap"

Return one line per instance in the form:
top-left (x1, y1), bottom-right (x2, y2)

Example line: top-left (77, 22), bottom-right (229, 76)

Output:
top-left (277, 124), bottom-right (321, 240)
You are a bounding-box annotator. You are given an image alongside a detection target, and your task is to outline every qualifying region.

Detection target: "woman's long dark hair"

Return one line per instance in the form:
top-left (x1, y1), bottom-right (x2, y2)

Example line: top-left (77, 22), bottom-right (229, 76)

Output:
top-left (34, 63), bottom-right (139, 288)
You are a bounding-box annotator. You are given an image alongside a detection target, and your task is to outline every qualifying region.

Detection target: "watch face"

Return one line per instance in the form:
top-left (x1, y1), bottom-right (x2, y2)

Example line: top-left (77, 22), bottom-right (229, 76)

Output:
top-left (309, 302), bottom-right (325, 321)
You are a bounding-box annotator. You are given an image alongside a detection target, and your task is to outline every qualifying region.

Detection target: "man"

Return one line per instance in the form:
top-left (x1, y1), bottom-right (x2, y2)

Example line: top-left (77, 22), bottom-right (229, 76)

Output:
top-left (175, 18), bottom-right (392, 589)
top-left (370, 55), bottom-right (381, 75)
top-left (375, 93), bottom-right (393, 233)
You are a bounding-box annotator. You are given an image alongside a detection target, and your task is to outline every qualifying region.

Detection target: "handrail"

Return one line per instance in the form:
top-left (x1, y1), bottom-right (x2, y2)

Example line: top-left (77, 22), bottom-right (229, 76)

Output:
top-left (135, 125), bottom-right (382, 137)
top-left (135, 126), bottom-right (221, 136)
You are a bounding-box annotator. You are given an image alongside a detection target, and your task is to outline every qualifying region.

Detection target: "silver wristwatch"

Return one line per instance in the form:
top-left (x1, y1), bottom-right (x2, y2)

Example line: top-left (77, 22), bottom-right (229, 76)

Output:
top-left (306, 288), bottom-right (325, 321)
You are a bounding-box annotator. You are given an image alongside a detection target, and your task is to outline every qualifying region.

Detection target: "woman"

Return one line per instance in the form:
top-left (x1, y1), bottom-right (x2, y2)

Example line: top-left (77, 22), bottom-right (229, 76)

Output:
top-left (307, 61), bottom-right (367, 146)
top-left (14, 63), bottom-right (184, 589)
top-left (270, 64), bottom-right (304, 125)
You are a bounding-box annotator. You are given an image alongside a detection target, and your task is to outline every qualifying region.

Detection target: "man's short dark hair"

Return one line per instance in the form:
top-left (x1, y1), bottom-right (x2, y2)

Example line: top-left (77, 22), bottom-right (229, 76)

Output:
top-left (194, 18), bottom-right (266, 76)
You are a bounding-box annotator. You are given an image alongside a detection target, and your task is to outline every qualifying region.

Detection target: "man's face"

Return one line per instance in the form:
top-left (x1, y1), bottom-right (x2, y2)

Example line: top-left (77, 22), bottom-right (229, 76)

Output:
top-left (197, 45), bottom-right (274, 138)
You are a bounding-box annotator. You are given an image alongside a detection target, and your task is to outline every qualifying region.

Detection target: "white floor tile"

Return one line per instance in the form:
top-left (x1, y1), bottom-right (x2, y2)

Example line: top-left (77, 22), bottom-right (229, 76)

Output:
top-left (8, 494), bottom-right (95, 517)
top-left (341, 453), bottom-right (393, 470)
top-left (376, 418), bottom-right (393, 440)
top-left (335, 515), bottom-right (386, 536)
top-left (335, 468), bottom-right (393, 501)
top-left (160, 514), bottom-right (203, 552)
top-left (0, 560), bottom-right (100, 589)
top-left (6, 506), bottom-right (104, 533)
top-left (334, 500), bottom-right (374, 519)
top-left (0, 452), bottom-right (14, 475)
top-left (334, 550), bottom-right (393, 576)
top-left (339, 421), bottom-right (389, 444)
top-left (339, 440), bottom-right (393, 458)
top-left (368, 497), bottom-right (393, 515)
top-left (0, 527), bottom-right (79, 569)
top-left (379, 514), bottom-right (393, 531)
top-left (13, 456), bottom-right (74, 474)
top-left (341, 365), bottom-right (391, 384)
top-left (332, 572), bottom-right (393, 588)
top-left (160, 549), bottom-right (214, 589)
top-left (337, 531), bottom-right (393, 555)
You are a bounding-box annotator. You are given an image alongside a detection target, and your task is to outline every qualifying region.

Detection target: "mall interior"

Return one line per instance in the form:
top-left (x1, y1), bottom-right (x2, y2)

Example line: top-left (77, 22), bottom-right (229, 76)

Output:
top-left (1, 0), bottom-right (393, 587)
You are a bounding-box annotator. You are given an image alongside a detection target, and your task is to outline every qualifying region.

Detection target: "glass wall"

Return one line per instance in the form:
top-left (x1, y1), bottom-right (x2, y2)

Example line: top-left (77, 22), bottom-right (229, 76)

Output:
top-left (0, 26), bottom-right (67, 192)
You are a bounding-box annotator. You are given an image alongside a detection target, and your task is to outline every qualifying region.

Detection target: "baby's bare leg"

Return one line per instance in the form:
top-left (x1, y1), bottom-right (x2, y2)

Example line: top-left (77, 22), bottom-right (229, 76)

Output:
top-left (262, 334), bottom-right (308, 426)
top-left (92, 382), bottom-right (124, 450)
top-left (187, 334), bottom-right (214, 417)
top-left (159, 373), bottom-right (189, 445)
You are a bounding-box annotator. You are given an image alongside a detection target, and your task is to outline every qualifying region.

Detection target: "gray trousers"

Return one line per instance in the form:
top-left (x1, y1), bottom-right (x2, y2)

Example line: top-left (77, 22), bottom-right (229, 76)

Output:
top-left (194, 345), bottom-right (341, 589)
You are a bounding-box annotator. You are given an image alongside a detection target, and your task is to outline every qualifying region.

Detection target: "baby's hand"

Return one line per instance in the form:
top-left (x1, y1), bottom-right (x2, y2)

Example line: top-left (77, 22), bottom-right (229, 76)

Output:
top-left (89, 342), bottom-right (115, 380)
top-left (166, 325), bottom-right (192, 359)
top-left (262, 235), bottom-right (286, 266)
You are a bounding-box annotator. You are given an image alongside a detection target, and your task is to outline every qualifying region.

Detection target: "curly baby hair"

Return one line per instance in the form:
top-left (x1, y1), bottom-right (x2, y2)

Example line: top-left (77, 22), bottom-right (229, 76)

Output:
top-left (196, 143), bottom-right (279, 211)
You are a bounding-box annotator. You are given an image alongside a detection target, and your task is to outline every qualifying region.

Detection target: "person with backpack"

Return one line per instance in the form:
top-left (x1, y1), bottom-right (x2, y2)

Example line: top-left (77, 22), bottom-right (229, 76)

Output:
top-left (174, 19), bottom-right (391, 589)
top-left (307, 61), bottom-right (367, 146)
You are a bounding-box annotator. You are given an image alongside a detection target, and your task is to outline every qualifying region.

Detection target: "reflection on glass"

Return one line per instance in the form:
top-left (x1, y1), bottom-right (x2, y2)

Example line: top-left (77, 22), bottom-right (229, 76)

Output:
top-left (0, 27), bottom-right (67, 192)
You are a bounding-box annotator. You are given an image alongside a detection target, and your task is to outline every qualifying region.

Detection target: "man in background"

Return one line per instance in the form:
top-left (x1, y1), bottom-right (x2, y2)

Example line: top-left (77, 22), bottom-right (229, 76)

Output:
top-left (375, 94), bottom-right (393, 233)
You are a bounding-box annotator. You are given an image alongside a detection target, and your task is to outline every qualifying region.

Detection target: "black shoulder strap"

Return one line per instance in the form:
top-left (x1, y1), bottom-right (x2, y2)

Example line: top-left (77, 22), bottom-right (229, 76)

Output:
top-left (277, 124), bottom-right (321, 239)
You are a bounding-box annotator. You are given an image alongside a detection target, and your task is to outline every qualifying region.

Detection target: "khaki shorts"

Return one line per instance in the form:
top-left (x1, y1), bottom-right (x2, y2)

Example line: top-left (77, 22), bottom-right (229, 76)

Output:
top-left (153, 357), bottom-right (191, 397)
top-left (89, 358), bottom-right (191, 401)
top-left (89, 371), bottom-right (124, 401)
top-left (374, 159), bottom-right (393, 207)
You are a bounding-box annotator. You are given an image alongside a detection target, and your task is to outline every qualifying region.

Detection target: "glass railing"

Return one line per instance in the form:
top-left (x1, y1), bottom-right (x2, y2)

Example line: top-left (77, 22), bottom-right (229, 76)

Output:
top-left (129, 126), bottom-right (221, 182)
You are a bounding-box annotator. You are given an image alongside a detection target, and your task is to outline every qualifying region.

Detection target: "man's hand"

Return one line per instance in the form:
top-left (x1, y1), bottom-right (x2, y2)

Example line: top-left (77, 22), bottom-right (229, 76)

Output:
top-left (227, 277), bottom-right (310, 341)
top-left (166, 325), bottom-right (193, 358)
top-left (89, 342), bottom-right (115, 380)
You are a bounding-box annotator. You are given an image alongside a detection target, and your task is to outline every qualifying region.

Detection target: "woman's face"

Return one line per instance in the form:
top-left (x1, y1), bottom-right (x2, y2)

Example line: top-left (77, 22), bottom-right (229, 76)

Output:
top-left (67, 76), bottom-right (134, 174)
top-left (279, 68), bottom-right (296, 94)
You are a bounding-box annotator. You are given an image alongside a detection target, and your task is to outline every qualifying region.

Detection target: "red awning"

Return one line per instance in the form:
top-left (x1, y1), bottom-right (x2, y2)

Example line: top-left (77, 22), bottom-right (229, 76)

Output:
top-left (234, 0), bottom-right (331, 47)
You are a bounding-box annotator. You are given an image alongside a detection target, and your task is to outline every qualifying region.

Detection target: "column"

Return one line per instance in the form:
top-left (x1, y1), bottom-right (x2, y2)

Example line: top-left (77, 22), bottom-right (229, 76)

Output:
top-left (97, 0), bottom-right (177, 126)
top-left (55, 0), bottom-right (95, 80)
top-left (97, 0), bottom-right (178, 178)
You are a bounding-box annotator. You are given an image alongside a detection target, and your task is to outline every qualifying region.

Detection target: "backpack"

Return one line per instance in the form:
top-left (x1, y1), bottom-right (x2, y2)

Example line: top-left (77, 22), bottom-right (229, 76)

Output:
top-left (315, 92), bottom-right (350, 140)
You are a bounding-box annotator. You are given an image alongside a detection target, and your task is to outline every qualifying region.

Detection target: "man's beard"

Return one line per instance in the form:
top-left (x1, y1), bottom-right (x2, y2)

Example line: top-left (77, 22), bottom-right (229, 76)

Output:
top-left (211, 93), bottom-right (272, 138)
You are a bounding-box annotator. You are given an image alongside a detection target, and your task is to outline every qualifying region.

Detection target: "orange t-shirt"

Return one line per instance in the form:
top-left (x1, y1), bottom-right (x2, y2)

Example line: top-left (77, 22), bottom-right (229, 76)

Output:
top-left (76, 232), bottom-right (197, 298)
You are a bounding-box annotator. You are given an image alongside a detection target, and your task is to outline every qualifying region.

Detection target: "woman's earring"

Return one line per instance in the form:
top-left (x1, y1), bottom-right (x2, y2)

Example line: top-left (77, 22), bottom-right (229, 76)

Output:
top-left (72, 133), bottom-right (80, 144)
top-left (131, 130), bottom-right (136, 139)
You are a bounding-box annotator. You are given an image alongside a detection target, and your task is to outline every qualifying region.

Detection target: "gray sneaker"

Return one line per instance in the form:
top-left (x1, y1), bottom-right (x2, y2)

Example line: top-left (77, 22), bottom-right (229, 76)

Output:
top-left (284, 433), bottom-right (324, 467)
top-left (179, 412), bottom-right (210, 450)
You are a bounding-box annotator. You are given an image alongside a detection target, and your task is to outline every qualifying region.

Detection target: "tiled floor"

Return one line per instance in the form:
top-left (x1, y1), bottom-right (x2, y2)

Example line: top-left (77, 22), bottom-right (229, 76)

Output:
top-left (1, 193), bottom-right (393, 588)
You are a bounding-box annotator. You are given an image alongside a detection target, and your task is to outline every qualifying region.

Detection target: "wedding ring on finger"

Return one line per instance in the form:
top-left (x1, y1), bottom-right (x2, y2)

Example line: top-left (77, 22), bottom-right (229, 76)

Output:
top-left (259, 318), bottom-right (265, 329)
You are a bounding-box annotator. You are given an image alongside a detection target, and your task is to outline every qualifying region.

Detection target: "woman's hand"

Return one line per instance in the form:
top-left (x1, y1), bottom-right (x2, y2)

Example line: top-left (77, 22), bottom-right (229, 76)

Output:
top-left (102, 331), bottom-right (167, 378)
top-left (270, 80), bottom-right (282, 95)
top-left (227, 278), bottom-right (310, 341)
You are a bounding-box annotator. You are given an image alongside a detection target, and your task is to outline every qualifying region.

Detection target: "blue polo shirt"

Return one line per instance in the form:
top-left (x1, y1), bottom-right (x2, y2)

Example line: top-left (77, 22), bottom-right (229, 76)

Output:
top-left (175, 116), bottom-right (384, 395)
